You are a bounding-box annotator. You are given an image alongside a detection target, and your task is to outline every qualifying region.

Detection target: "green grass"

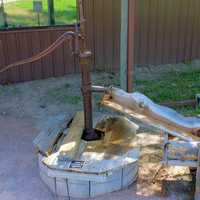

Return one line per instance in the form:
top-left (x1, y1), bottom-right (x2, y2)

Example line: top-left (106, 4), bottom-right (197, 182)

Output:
top-left (135, 69), bottom-right (200, 116)
top-left (136, 70), bottom-right (200, 103)
top-left (1, 0), bottom-right (77, 28)
top-left (94, 68), bottom-right (200, 116)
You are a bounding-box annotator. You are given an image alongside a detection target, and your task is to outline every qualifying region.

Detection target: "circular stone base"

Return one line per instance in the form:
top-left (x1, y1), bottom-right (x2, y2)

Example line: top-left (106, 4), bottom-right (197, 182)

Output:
top-left (36, 115), bottom-right (140, 198)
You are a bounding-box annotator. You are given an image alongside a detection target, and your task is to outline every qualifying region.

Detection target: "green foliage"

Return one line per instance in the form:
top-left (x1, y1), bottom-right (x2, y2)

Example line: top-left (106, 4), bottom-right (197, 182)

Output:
top-left (93, 69), bottom-right (200, 116)
top-left (2, 0), bottom-right (77, 28)
top-left (135, 69), bottom-right (200, 116)
top-left (136, 70), bottom-right (200, 103)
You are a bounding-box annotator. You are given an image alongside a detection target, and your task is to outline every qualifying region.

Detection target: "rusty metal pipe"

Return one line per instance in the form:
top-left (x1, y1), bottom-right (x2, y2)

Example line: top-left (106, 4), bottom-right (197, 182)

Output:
top-left (77, 0), bottom-right (102, 141)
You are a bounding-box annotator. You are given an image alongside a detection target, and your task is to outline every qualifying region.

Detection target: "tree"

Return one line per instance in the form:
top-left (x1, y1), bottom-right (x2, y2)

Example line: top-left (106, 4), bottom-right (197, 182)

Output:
top-left (0, 0), bottom-right (8, 28)
top-left (47, 0), bottom-right (55, 26)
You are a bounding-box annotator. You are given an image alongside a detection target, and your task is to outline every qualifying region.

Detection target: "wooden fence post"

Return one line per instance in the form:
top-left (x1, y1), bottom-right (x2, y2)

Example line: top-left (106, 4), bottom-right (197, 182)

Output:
top-left (47, 0), bottom-right (55, 26)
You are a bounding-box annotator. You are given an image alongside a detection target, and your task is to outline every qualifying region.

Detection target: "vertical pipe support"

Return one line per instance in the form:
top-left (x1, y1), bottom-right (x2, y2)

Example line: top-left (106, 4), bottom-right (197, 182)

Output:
top-left (120, 0), bottom-right (128, 91)
top-left (127, 0), bottom-right (135, 92)
top-left (120, 0), bottom-right (135, 93)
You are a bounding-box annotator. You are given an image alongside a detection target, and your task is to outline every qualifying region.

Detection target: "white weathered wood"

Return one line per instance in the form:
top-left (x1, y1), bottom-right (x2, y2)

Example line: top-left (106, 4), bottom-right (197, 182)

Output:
top-left (90, 168), bottom-right (122, 197)
top-left (33, 114), bottom-right (73, 155)
top-left (40, 170), bottom-right (56, 193)
top-left (102, 88), bottom-right (200, 142)
top-left (167, 141), bottom-right (199, 161)
top-left (56, 178), bottom-right (68, 197)
top-left (36, 115), bottom-right (140, 198)
top-left (58, 111), bottom-right (84, 160)
top-left (195, 144), bottom-right (200, 200)
top-left (122, 162), bottom-right (138, 188)
top-left (43, 112), bottom-right (85, 167)
top-left (38, 153), bottom-right (139, 198)
top-left (68, 179), bottom-right (90, 198)
top-left (43, 116), bottom-right (139, 175)
top-left (163, 160), bottom-right (197, 168)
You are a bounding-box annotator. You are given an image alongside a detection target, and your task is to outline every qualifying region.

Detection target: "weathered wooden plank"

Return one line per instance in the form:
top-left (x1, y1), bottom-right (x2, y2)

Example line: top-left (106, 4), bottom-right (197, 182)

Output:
top-left (165, 160), bottom-right (197, 168)
top-left (58, 111), bottom-right (84, 160)
top-left (43, 111), bottom-right (85, 168)
top-left (163, 132), bottom-right (169, 165)
top-left (42, 115), bottom-right (139, 177)
top-left (167, 141), bottom-right (199, 161)
top-left (101, 88), bottom-right (200, 142)
top-left (195, 144), bottom-right (200, 200)
top-left (33, 114), bottom-right (73, 156)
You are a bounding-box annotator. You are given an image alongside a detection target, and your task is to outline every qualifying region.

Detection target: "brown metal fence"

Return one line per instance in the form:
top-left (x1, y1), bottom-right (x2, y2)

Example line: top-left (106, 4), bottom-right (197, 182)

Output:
top-left (1, 0), bottom-right (200, 83)
top-left (0, 26), bottom-right (76, 84)
top-left (86, 0), bottom-right (200, 68)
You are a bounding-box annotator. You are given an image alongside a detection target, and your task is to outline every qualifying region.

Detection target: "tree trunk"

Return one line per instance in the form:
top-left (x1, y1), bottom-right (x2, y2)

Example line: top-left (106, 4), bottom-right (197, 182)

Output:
top-left (47, 0), bottom-right (55, 26)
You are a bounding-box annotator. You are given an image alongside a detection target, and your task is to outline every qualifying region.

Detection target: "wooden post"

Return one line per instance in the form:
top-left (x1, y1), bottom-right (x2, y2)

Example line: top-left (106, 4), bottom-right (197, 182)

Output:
top-left (163, 132), bottom-right (169, 165)
top-left (47, 0), bottom-right (55, 26)
top-left (120, 0), bottom-right (135, 92)
top-left (120, 0), bottom-right (128, 91)
top-left (195, 144), bottom-right (200, 200)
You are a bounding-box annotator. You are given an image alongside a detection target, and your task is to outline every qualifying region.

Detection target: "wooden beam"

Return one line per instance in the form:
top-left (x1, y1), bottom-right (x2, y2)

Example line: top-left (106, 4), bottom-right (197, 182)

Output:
top-left (47, 0), bottom-right (55, 26)
top-left (161, 99), bottom-right (196, 108)
top-left (120, 0), bottom-right (128, 91)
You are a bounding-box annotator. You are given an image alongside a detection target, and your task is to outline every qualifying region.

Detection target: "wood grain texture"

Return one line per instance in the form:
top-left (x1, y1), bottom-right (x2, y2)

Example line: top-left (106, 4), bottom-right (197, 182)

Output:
top-left (101, 88), bottom-right (200, 142)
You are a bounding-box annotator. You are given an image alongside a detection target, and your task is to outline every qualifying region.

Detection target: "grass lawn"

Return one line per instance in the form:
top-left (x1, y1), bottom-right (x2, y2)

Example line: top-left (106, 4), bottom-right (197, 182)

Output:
top-left (93, 66), bottom-right (200, 116)
top-left (1, 0), bottom-right (77, 28)
top-left (135, 69), bottom-right (200, 116)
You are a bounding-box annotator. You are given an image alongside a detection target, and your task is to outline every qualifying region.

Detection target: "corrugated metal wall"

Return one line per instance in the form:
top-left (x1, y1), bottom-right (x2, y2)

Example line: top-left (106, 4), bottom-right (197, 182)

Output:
top-left (85, 0), bottom-right (200, 68)
top-left (0, 26), bottom-right (76, 84)
top-left (1, 0), bottom-right (200, 83)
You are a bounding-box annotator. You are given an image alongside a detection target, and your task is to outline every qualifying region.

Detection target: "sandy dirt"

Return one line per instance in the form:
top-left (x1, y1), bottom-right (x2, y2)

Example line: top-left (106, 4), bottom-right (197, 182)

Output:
top-left (0, 68), bottom-right (197, 200)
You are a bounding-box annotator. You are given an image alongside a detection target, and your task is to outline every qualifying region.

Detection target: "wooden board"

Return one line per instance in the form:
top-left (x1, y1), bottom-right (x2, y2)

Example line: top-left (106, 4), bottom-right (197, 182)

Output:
top-left (33, 113), bottom-right (73, 156)
top-left (167, 141), bottom-right (199, 161)
top-left (43, 115), bottom-right (139, 175)
top-left (58, 111), bottom-right (85, 160)
top-left (101, 88), bottom-right (200, 142)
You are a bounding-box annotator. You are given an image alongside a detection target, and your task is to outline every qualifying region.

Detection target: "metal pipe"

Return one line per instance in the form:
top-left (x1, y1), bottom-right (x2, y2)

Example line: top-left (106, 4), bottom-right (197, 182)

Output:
top-left (77, 0), bottom-right (102, 141)
top-left (127, 0), bottom-right (135, 93)
top-left (91, 85), bottom-right (109, 93)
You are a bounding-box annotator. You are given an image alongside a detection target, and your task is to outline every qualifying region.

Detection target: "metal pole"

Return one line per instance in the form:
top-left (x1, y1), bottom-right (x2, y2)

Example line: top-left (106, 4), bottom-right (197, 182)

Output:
top-left (120, 0), bottom-right (128, 91)
top-left (127, 0), bottom-right (135, 92)
top-left (76, 0), bottom-right (102, 141)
